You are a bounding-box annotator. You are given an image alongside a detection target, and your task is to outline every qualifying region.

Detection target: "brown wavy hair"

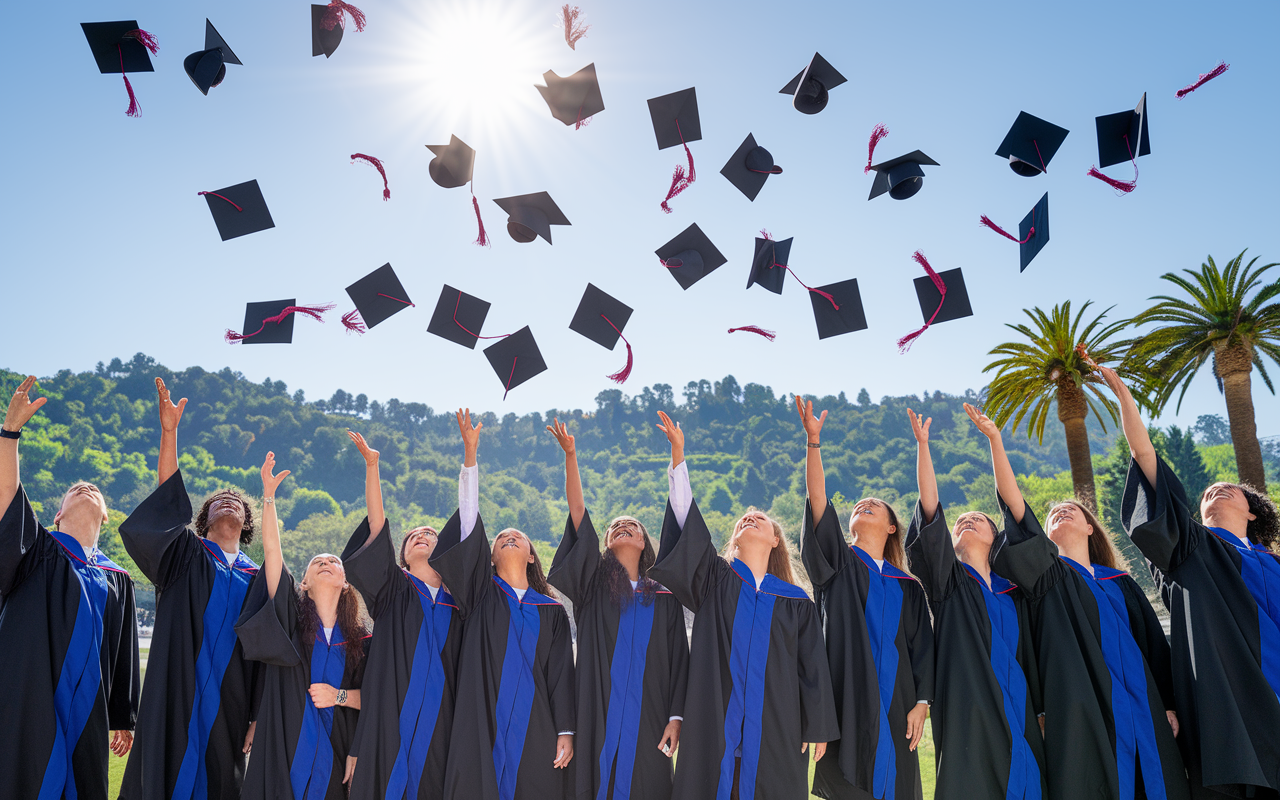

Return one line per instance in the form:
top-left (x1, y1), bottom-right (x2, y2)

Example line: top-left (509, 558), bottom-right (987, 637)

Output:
top-left (850, 498), bottom-right (909, 572)
top-left (194, 489), bottom-right (256, 547)
top-left (494, 529), bottom-right (556, 599)
top-left (1049, 500), bottom-right (1126, 571)
top-left (297, 579), bottom-right (369, 668)
top-left (600, 517), bottom-right (658, 609)
top-left (720, 508), bottom-right (798, 586)
top-left (399, 526), bottom-right (439, 569)
top-left (1199, 482), bottom-right (1280, 550)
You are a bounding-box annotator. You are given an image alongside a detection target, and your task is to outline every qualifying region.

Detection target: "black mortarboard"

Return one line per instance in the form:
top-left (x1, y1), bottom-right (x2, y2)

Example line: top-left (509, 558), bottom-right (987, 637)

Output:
top-left (779, 53), bottom-right (847, 115)
top-left (82, 21), bottom-right (155, 74)
top-left (1019, 193), bottom-right (1050, 272)
top-left (868, 151), bottom-right (940, 201)
top-left (914, 267), bottom-right (973, 325)
top-left (345, 263), bottom-right (413, 330)
top-left (184, 20), bottom-right (242, 96)
top-left (236, 299), bottom-right (298, 344)
top-left (200, 180), bottom-right (275, 241)
top-left (655, 224), bottom-right (727, 290)
top-left (569, 284), bottom-right (632, 349)
top-left (492, 192), bottom-right (570, 244)
top-left (484, 327), bottom-right (548, 398)
top-left (721, 134), bottom-right (783, 201)
top-left (994, 112), bottom-right (1069, 176)
top-left (811, 279), bottom-right (868, 339)
top-left (311, 5), bottom-right (343, 58)
top-left (536, 63), bottom-right (605, 127)
top-left (427, 285), bottom-right (490, 349)
top-left (746, 237), bottom-right (793, 295)
top-left (425, 135), bottom-right (476, 189)
top-left (1095, 92), bottom-right (1151, 168)
top-left (647, 88), bottom-right (702, 150)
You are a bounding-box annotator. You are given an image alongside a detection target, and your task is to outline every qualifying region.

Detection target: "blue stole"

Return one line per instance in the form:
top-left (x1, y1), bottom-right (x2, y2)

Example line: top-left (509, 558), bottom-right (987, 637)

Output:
top-left (595, 588), bottom-right (657, 800)
top-left (385, 572), bottom-right (456, 800)
top-left (37, 531), bottom-right (123, 800)
top-left (715, 560), bottom-right (808, 800)
top-left (290, 628), bottom-right (348, 800)
top-left (1208, 528), bottom-right (1280, 699)
top-left (1061, 558), bottom-right (1166, 800)
top-left (172, 542), bottom-right (258, 800)
top-left (962, 565), bottom-right (1041, 800)
top-left (491, 576), bottom-right (558, 800)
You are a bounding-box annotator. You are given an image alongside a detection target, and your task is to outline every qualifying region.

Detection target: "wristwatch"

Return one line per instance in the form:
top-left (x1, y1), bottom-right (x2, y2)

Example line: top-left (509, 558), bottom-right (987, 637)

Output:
top-left (0, 428), bottom-right (20, 440)
top-left (336, 689), bottom-right (348, 706)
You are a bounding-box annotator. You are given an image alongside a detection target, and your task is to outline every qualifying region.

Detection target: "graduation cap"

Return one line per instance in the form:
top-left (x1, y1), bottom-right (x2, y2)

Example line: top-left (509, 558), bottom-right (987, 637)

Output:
top-left (994, 112), bottom-right (1069, 177)
top-left (484, 327), bottom-right (548, 399)
top-left (979, 192), bottom-right (1050, 272)
top-left (779, 53), bottom-right (847, 115)
top-left (811, 279), bottom-right (868, 339)
top-left (225, 300), bottom-right (335, 344)
top-left (721, 134), bottom-right (782, 201)
top-left (898, 252), bottom-right (971, 352)
top-left (492, 192), bottom-right (570, 244)
top-left (342, 263), bottom-right (414, 333)
top-left (647, 88), bottom-right (701, 213)
top-left (747, 233), bottom-right (841, 310)
top-left (1089, 93), bottom-right (1150, 193)
top-left (867, 151), bottom-right (940, 201)
top-left (569, 284), bottom-right (635, 383)
top-left (536, 63), bottom-right (604, 129)
top-left (425, 136), bottom-right (488, 246)
top-left (655, 223), bottom-right (727, 290)
top-left (184, 20), bottom-right (241, 96)
top-left (427, 285), bottom-right (491, 349)
top-left (199, 180), bottom-right (275, 241)
top-left (81, 21), bottom-right (158, 117)
top-left (311, 2), bottom-right (366, 58)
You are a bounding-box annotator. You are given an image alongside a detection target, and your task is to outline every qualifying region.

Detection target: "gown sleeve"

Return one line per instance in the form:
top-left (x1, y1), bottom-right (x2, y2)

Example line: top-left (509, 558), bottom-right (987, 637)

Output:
top-left (797, 599), bottom-right (841, 743)
top-left (546, 605), bottom-right (577, 735)
top-left (1017, 594), bottom-right (1044, 716)
top-left (904, 501), bottom-right (958, 603)
top-left (0, 486), bottom-right (46, 596)
top-left (649, 498), bottom-right (725, 613)
top-left (1122, 575), bottom-right (1176, 711)
top-left (234, 566), bottom-right (303, 668)
top-left (108, 573), bottom-right (141, 731)
top-left (801, 498), bottom-right (852, 590)
top-left (1121, 455), bottom-right (1205, 574)
top-left (667, 601), bottom-right (690, 720)
top-left (340, 516), bottom-right (404, 621)
top-left (992, 497), bottom-right (1063, 601)
top-left (905, 583), bottom-right (936, 704)
top-left (547, 510), bottom-right (601, 612)
top-left (118, 470), bottom-right (202, 591)
top-left (430, 510), bottom-right (492, 620)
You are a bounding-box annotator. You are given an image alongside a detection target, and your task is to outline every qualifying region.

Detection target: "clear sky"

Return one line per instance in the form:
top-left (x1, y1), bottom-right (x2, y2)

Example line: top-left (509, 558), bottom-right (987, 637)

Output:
top-left (4, 0), bottom-right (1278, 438)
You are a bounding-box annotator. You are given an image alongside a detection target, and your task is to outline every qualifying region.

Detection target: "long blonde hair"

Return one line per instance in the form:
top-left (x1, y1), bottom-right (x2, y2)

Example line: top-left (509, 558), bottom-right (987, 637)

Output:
top-left (719, 508), bottom-right (798, 585)
top-left (849, 498), bottom-right (909, 572)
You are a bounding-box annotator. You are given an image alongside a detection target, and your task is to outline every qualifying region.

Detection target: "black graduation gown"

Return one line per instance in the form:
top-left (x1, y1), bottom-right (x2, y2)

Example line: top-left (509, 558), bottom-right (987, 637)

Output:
top-left (0, 486), bottom-right (139, 800)
top-left (903, 502), bottom-right (1046, 800)
top-left (648, 498), bottom-right (839, 800)
top-left (993, 499), bottom-right (1190, 800)
top-left (547, 510), bottom-right (690, 800)
top-left (235, 566), bottom-right (369, 800)
top-left (118, 470), bottom-right (262, 800)
top-left (341, 517), bottom-right (464, 800)
top-left (801, 500), bottom-right (935, 800)
top-left (429, 510), bottom-right (577, 800)
top-left (1122, 455), bottom-right (1280, 798)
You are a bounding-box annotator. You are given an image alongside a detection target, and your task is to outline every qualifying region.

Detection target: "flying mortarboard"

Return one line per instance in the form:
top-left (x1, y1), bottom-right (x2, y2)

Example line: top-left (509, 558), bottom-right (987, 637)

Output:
top-left (199, 180), bottom-right (275, 241)
top-left (1089, 93), bottom-right (1149, 193)
top-left (779, 53), bottom-right (847, 115)
top-left (342, 263), bottom-right (414, 333)
top-left (994, 112), bottom-right (1069, 177)
top-left (311, 2), bottom-right (366, 58)
top-left (867, 151), bottom-right (940, 201)
top-left (81, 21), bottom-right (158, 117)
top-left (811, 279), bottom-right (868, 339)
top-left (569, 284), bottom-right (635, 383)
top-left (720, 134), bottom-right (782, 201)
top-left (899, 252), bottom-right (971, 352)
top-left (426, 135), bottom-right (475, 189)
top-left (655, 224), bottom-right (727, 290)
top-left (747, 233), bottom-right (840, 310)
top-left (427, 285), bottom-right (491, 349)
top-left (493, 192), bottom-right (570, 244)
top-left (536, 63), bottom-right (605, 129)
top-left (980, 193), bottom-right (1050, 272)
top-left (226, 300), bottom-right (335, 344)
top-left (648, 88), bottom-right (701, 213)
top-left (184, 19), bottom-right (242, 96)
top-left (484, 327), bottom-right (548, 399)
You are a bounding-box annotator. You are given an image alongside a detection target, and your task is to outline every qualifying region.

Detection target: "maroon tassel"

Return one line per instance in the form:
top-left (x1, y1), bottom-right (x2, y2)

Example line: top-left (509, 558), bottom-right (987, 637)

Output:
top-left (659, 121), bottom-right (696, 214)
top-left (503, 357), bottom-right (518, 401)
top-left (761, 230), bottom-right (838, 310)
top-left (979, 214), bottom-right (1034, 243)
top-left (226, 303), bottom-right (335, 343)
top-left (122, 72), bottom-right (141, 118)
top-left (1087, 165), bottom-right (1137, 194)
top-left (1177, 61), bottom-right (1229, 99)
top-left (123, 29), bottom-right (159, 55)
top-left (471, 193), bottom-right (490, 247)
top-left (864, 123), bottom-right (888, 174)
top-left (351, 153), bottom-right (389, 201)
top-left (728, 326), bottom-right (776, 341)
top-left (342, 309), bottom-right (366, 334)
top-left (600, 315), bottom-right (633, 383)
top-left (198, 191), bottom-right (244, 211)
top-left (574, 104), bottom-right (593, 130)
top-left (322, 1), bottom-right (367, 32)
top-left (897, 251), bottom-right (946, 353)
top-left (377, 293), bottom-right (414, 306)
top-left (561, 5), bottom-right (590, 50)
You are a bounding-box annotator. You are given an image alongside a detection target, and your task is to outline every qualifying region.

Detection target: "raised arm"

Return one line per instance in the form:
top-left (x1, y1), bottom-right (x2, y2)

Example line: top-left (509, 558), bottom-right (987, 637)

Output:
top-left (155, 378), bottom-right (187, 488)
top-left (1, 376), bottom-right (47, 516)
top-left (966, 403), bottom-right (1025, 523)
top-left (1098, 366), bottom-right (1158, 486)
top-left (456, 408), bottom-right (482, 540)
top-left (795, 396), bottom-right (829, 523)
top-left (347, 431), bottom-right (384, 541)
top-left (546, 419), bottom-right (584, 529)
top-left (656, 411), bottom-right (690, 527)
top-left (908, 410), bottom-right (937, 520)
top-left (259, 452), bottom-right (291, 599)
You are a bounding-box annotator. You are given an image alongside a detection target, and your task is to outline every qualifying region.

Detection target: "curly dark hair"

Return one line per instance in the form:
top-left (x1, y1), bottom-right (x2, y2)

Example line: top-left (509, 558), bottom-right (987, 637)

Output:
top-left (1199, 483), bottom-right (1280, 550)
top-left (599, 517), bottom-right (658, 609)
top-left (297, 581), bottom-right (369, 669)
top-left (195, 489), bottom-right (256, 547)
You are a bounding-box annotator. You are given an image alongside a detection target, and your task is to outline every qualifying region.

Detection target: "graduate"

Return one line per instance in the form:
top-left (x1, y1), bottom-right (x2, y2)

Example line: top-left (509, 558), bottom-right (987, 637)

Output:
top-left (1103, 365), bottom-right (1280, 799)
top-left (235, 451), bottom-right (370, 799)
top-left (118, 378), bottom-right (262, 800)
top-left (0, 376), bottom-right (139, 800)
top-left (903, 405), bottom-right (1045, 800)
top-left (648, 410), bottom-right (838, 800)
top-left (430, 409), bottom-right (577, 800)
top-left (796, 399), bottom-right (935, 800)
top-left (544, 418), bottom-right (690, 800)
top-left (975, 396), bottom-right (1189, 800)
top-left (341, 429), bottom-right (464, 800)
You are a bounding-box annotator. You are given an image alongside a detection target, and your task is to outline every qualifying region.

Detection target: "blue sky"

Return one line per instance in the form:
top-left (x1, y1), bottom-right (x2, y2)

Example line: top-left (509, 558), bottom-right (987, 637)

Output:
top-left (4, 0), bottom-right (1278, 439)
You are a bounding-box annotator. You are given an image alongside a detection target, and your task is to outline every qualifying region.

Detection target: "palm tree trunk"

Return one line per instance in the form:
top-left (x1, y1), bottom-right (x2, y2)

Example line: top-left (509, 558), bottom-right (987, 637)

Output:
top-left (1216, 343), bottom-right (1267, 488)
top-left (1058, 382), bottom-right (1097, 510)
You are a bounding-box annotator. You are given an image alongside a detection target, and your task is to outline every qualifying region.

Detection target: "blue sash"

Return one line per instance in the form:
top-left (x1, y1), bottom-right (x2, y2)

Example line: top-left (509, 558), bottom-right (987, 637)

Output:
top-left (491, 577), bottom-right (558, 800)
top-left (853, 546), bottom-right (907, 800)
top-left (290, 628), bottom-right (348, 800)
top-left (1208, 528), bottom-right (1280, 699)
top-left (596, 592), bottom-right (656, 800)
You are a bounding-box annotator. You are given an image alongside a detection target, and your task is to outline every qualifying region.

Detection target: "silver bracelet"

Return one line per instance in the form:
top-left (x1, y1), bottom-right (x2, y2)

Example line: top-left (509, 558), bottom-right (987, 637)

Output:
top-left (263, 496), bottom-right (275, 505)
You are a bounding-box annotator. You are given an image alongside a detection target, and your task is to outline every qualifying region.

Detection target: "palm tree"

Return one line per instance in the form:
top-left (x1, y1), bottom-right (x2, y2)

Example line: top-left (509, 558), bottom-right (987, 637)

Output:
top-left (983, 301), bottom-right (1133, 510)
top-left (1125, 251), bottom-right (1280, 489)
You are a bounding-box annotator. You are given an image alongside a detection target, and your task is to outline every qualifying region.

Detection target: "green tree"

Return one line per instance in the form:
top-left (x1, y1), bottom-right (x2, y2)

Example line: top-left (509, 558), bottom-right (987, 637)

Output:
top-left (1165, 425), bottom-right (1213, 503)
top-left (1126, 251), bottom-right (1280, 489)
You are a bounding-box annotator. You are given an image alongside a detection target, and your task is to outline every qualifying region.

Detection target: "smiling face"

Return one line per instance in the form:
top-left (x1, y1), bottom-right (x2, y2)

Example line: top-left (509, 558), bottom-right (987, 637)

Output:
top-left (849, 498), bottom-right (897, 539)
top-left (54, 482), bottom-right (109, 531)
top-left (302, 553), bottom-right (347, 593)
top-left (400, 526), bottom-right (439, 568)
top-left (731, 509), bottom-right (780, 553)
top-left (1046, 502), bottom-right (1091, 546)
top-left (952, 511), bottom-right (997, 553)
top-left (605, 516), bottom-right (647, 556)
top-left (1200, 483), bottom-right (1255, 525)
top-left (207, 491), bottom-right (247, 531)
top-left (492, 528), bottom-right (535, 568)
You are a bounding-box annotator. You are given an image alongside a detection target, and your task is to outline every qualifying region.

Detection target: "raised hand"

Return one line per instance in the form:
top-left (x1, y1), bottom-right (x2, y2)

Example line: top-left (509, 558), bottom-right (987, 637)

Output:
top-left (963, 403), bottom-right (1000, 441)
top-left (155, 378), bottom-right (187, 433)
top-left (795, 396), bottom-right (827, 443)
top-left (456, 407), bottom-right (482, 467)
top-left (655, 411), bottom-right (684, 451)
top-left (546, 418), bottom-right (575, 456)
top-left (346, 430), bottom-right (379, 466)
top-left (4, 375), bottom-right (47, 433)
top-left (261, 451), bottom-right (291, 496)
top-left (1096, 365), bottom-right (1135, 407)
top-left (907, 408), bottom-right (931, 444)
